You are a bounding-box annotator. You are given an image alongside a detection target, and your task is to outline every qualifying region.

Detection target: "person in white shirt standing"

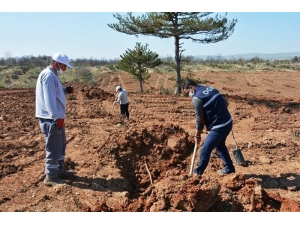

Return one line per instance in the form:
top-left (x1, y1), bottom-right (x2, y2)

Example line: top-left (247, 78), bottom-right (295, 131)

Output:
top-left (113, 85), bottom-right (129, 119)
top-left (36, 52), bottom-right (75, 186)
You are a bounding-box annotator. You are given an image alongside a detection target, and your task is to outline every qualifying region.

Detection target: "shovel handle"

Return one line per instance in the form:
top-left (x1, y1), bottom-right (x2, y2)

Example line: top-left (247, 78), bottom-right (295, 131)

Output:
top-left (189, 143), bottom-right (198, 175)
top-left (231, 130), bottom-right (239, 149)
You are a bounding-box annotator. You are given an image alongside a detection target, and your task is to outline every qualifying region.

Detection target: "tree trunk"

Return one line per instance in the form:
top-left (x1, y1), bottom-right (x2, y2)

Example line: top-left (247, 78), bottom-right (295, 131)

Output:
top-left (174, 36), bottom-right (181, 94)
top-left (138, 70), bottom-right (143, 93)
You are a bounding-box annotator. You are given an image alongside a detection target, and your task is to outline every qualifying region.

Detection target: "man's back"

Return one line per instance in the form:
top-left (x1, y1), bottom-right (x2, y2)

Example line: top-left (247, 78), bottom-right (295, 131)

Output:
top-left (118, 89), bottom-right (129, 104)
top-left (194, 85), bottom-right (231, 131)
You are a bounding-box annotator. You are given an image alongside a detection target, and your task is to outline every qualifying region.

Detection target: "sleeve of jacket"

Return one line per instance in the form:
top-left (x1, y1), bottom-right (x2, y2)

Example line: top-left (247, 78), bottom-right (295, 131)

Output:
top-left (192, 97), bottom-right (205, 130)
top-left (42, 73), bottom-right (60, 120)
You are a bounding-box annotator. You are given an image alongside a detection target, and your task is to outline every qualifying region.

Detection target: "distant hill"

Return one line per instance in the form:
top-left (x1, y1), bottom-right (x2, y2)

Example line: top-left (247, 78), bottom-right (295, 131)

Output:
top-left (195, 52), bottom-right (300, 60)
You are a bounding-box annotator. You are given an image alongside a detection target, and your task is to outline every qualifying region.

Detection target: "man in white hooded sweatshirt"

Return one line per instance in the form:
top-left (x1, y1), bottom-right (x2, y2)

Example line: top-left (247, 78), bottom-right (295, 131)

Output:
top-left (113, 85), bottom-right (129, 118)
top-left (36, 52), bottom-right (75, 186)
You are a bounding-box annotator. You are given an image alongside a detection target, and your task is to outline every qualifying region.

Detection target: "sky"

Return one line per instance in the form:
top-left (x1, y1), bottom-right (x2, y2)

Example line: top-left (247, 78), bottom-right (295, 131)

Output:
top-left (0, 1), bottom-right (299, 61)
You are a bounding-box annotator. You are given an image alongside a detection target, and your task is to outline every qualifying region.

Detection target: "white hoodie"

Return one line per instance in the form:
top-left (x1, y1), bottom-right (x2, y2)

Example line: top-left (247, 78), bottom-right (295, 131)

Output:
top-left (116, 89), bottom-right (129, 105)
top-left (35, 67), bottom-right (66, 120)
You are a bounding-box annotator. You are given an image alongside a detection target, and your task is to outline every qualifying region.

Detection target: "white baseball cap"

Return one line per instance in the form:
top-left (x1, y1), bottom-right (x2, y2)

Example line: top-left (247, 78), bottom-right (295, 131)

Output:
top-left (115, 85), bottom-right (121, 92)
top-left (52, 52), bottom-right (73, 68)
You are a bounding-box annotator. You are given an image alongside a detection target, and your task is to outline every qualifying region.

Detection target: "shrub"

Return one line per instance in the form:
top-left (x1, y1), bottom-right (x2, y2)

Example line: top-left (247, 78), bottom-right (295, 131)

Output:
top-left (160, 86), bottom-right (172, 95)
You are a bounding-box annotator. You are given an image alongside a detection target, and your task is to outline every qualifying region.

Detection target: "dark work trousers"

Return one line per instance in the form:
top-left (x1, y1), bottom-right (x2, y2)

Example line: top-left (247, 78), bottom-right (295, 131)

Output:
top-left (39, 118), bottom-right (66, 178)
top-left (120, 103), bottom-right (129, 118)
top-left (194, 122), bottom-right (235, 175)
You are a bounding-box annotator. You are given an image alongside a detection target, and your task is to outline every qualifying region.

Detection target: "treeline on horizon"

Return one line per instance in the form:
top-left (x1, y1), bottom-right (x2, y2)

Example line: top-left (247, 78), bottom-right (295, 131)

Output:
top-left (1, 54), bottom-right (299, 68)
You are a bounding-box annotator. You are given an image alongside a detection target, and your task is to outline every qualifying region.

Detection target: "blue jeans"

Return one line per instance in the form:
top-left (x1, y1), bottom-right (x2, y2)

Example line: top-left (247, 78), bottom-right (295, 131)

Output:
top-left (39, 118), bottom-right (66, 178)
top-left (194, 122), bottom-right (235, 175)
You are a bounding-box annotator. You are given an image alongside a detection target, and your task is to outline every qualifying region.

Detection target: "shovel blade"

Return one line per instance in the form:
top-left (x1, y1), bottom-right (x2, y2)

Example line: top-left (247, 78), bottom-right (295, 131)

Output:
top-left (232, 149), bottom-right (247, 166)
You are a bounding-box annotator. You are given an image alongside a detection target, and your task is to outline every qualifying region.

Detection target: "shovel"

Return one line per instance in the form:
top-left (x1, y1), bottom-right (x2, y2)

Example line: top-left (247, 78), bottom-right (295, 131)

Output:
top-left (231, 130), bottom-right (247, 166)
top-left (189, 143), bottom-right (198, 175)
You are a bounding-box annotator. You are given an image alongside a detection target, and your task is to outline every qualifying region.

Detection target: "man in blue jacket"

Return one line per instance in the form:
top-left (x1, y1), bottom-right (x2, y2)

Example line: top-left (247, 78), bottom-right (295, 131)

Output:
top-left (36, 52), bottom-right (75, 186)
top-left (182, 79), bottom-right (235, 177)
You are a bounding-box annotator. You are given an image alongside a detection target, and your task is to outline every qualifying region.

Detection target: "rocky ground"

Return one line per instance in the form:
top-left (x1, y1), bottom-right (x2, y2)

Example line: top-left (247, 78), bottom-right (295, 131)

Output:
top-left (1, 70), bottom-right (300, 213)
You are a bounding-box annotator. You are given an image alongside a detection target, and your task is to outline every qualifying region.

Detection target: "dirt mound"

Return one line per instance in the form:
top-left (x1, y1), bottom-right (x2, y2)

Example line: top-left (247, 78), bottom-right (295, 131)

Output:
top-left (91, 122), bottom-right (300, 212)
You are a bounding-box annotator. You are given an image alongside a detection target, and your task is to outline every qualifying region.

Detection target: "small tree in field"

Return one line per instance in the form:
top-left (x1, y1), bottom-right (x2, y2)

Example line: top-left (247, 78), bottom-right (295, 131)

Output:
top-left (116, 42), bottom-right (162, 93)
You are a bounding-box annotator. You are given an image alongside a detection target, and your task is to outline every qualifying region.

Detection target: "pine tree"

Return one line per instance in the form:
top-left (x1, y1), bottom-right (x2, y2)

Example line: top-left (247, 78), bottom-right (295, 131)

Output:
top-left (108, 12), bottom-right (237, 94)
top-left (116, 42), bottom-right (162, 93)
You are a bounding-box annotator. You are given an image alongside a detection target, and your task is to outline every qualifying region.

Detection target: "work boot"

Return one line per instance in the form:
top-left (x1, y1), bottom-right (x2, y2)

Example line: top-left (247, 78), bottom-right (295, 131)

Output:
top-left (58, 170), bottom-right (75, 180)
top-left (44, 177), bottom-right (66, 186)
top-left (217, 169), bottom-right (235, 176)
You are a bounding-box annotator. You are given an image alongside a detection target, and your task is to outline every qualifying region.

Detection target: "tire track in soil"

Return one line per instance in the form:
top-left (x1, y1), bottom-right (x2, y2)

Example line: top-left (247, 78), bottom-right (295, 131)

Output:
top-left (196, 70), bottom-right (208, 81)
top-left (245, 73), bottom-right (266, 91)
top-left (99, 74), bottom-right (120, 92)
top-left (154, 74), bottom-right (170, 90)
top-left (155, 75), bottom-right (162, 89)
top-left (164, 74), bottom-right (169, 87)
top-left (107, 74), bottom-right (119, 91)
top-left (118, 74), bottom-right (125, 88)
top-left (142, 82), bottom-right (152, 91)
top-left (245, 73), bottom-right (296, 99)
top-left (99, 75), bottom-right (111, 91)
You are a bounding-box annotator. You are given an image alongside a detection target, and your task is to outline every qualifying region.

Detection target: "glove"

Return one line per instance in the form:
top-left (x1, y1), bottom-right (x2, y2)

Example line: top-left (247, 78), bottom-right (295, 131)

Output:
top-left (55, 118), bottom-right (64, 130)
top-left (66, 85), bottom-right (74, 94)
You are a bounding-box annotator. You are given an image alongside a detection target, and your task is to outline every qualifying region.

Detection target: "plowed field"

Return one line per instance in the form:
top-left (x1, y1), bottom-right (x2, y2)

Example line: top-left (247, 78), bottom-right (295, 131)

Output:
top-left (1, 70), bottom-right (300, 214)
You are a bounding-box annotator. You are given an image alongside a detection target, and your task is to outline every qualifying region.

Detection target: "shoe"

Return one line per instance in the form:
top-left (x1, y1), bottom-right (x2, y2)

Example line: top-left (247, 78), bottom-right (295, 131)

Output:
top-left (58, 170), bottom-right (75, 179)
top-left (217, 169), bottom-right (235, 176)
top-left (44, 177), bottom-right (66, 186)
